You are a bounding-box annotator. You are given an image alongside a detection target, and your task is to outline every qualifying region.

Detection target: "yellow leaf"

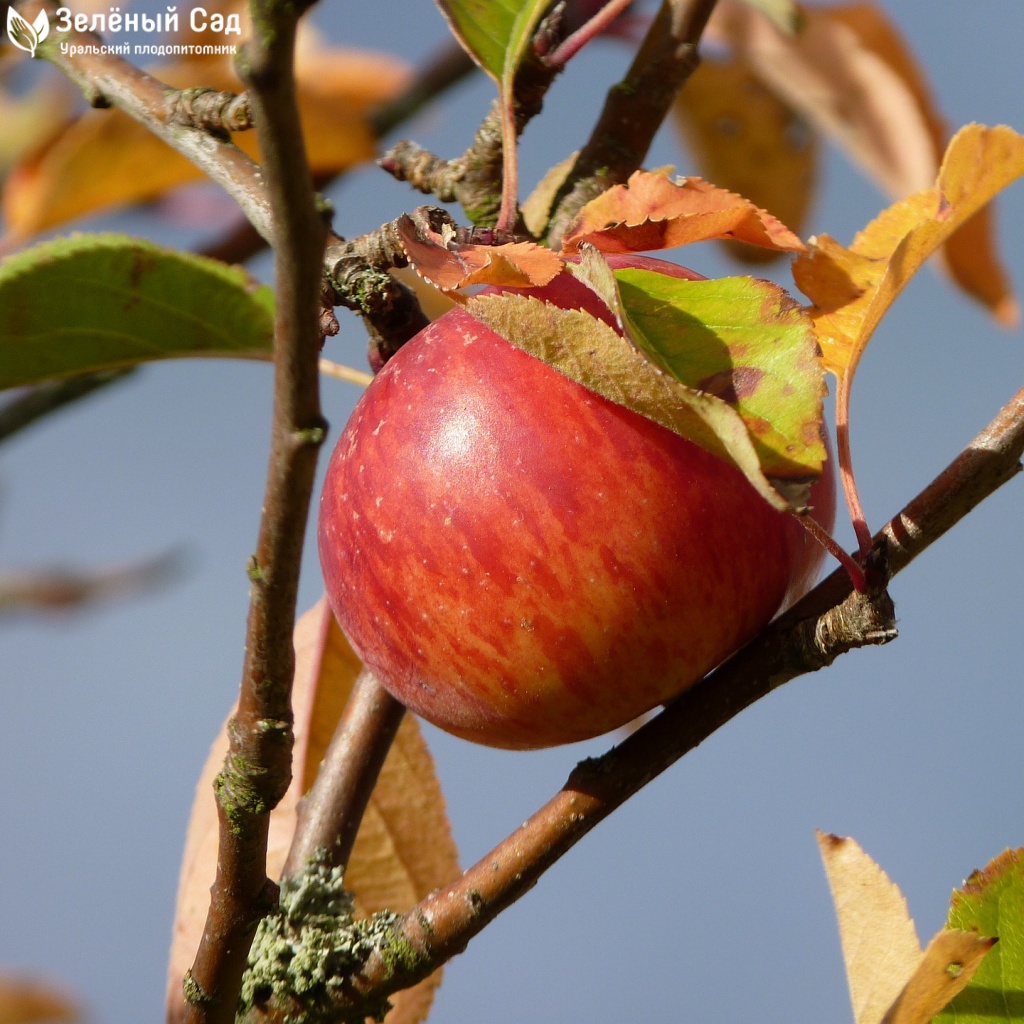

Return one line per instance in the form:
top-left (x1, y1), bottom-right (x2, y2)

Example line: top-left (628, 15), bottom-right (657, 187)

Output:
top-left (166, 598), bottom-right (459, 1024)
top-left (881, 928), bottom-right (995, 1024)
top-left (2, 48), bottom-right (408, 242)
top-left (672, 55), bottom-right (818, 262)
top-left (0, 977), bottom-right (78, 1024)
top-left (818, 832), bottom-right (996, 1024)
top-left (818, 831), bottom-right (924, 1024)
top-left (794, 125), bottom-right (1024, 384)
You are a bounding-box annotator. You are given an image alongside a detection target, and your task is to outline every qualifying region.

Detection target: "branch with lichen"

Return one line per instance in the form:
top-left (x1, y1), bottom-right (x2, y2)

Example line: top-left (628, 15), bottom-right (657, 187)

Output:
top-left (243, 383), bottom-right (1024, 1023)
top-left (379, 43), bottom-right (562, 230)
top-left (546, 0), bottom-right (720, 245)
top-left (177, 0), bottom-right (329, 1021)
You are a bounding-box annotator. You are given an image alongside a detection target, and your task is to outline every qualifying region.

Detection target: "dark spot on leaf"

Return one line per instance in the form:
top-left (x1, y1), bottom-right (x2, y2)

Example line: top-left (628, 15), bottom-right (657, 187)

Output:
top-left (698, 366), bottom-right (765, 405)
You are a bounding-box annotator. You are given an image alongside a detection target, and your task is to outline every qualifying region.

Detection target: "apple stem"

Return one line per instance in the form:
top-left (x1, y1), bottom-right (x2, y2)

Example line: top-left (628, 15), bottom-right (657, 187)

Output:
top-left (799, 514), bottom-right (867, 593)
top-left (496, 99), bottom-right (521, 234)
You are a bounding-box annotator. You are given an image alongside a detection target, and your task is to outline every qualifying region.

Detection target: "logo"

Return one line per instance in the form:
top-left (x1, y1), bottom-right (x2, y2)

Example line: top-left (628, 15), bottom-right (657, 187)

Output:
top-left (6, 7), bottom-right (50, 57)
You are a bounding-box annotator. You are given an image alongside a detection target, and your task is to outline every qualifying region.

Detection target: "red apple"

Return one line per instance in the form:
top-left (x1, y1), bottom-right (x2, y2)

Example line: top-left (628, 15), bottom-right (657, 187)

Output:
top-left (318, 255), bottom-right (835, 749)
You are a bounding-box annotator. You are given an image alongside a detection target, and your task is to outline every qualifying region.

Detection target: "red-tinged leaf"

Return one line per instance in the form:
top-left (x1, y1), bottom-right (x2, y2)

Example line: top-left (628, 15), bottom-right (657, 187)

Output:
top-left (466, 289), bottom-right (810, 510)
top-left (672, 56), bottom-right (819, 263)
top-left (562, 170), bottom-right (806, 255)
top-left (397, 213), bottom-right (564, 290)
top-left (613, 264), bottom-right (826, 479)
top-left (794, 124), bottom-right (1024, 386)
top-left (166, 599), bottom-right (459, 1024)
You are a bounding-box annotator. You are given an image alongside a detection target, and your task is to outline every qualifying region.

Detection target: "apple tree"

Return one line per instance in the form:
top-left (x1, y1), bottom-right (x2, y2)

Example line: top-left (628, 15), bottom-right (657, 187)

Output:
top-left (0, 1), bottom-right (1022, 1022)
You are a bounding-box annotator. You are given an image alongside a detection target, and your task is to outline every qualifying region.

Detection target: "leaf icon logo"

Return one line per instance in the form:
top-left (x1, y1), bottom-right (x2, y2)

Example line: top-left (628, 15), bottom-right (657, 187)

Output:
top-left (6, 7), bottom-right (49, 57)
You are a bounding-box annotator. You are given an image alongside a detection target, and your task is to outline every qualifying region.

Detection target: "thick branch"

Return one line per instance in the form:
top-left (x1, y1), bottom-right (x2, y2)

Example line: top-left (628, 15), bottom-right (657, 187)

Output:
top-left (295, 383), bottom-right (1024, 1018)
top-left (180, 2), bottom-right (328, 1022)
top-left (32, 9), bottom-right (276, 243)
top-left (546, 0), bottom-right (719, 245)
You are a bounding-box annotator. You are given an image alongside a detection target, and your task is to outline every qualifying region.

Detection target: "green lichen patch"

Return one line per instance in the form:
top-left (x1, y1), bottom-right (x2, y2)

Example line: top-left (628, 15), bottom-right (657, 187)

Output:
top-left (239, 850), bottom-right (404, 1024)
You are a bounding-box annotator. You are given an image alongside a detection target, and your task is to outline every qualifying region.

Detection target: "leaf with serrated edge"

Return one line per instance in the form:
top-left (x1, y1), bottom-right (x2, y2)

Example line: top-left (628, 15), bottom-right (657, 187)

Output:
top-left (794, 124), bottom-right (1024, 386)
top-left (672, 56), bottom-right (818, 263)
top-left (935, 848), bottom-right (1024, 1024)
top-left (563, 170), bottom-right (806, 255)
top-left (166, 599), bottom-right (460, 1024)
top-left (818, 831), bottom-right (924, 1024)
top-left (614, 267), bottom-right (825, 479)
top-left (0, 234), bottom-right (274, 389)
top-left (397, 213), bottom-right (563, 291)
top-left (466, 291), bottom-right (806, 510)
top-left (0, 976), bottom-right (79, 1024)
top-left (881, 929), bottom-right (995, 1024)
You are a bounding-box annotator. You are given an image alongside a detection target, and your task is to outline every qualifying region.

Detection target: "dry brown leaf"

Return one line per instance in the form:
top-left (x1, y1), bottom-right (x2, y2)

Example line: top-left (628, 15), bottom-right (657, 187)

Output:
top-left (673, 55), bottom-right (818, 262)
top-left (818, 831), bottom-right (924, 1024)
top-left (2, 48), bottom-right (408, 242)
top-left (818, 832), bottom-right (995, 1024)
top-left (0, 977), bottom-right (78, 1024)
top-left (166, 598), bottom-right (459, 1024)
top-left (880, 928), bottom-right (996, 1024)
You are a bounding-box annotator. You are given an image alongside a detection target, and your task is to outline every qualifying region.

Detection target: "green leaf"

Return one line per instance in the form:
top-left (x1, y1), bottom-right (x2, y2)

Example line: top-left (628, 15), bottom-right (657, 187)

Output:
top-left (436, 0), bottom-right (551, 85)
top-left (935, 849), bottom-right (1024, 1024)
top-left (613, 267), bottom-right (826, 480)
top-left (740, 0), bottom-right (803, 34)
top-left (465, 290), bottom-right (805, 511)
top-left (0, 234), bottom-right (275, 390)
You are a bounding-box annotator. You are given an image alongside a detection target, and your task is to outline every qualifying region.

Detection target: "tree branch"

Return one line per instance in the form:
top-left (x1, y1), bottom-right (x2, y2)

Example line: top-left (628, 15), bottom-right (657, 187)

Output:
top-left (281, 670), bottom-right (406, 879)
top-left (180, 0), bottom-right (328, 1021)
top-left (546, 0), bottom-right (720, 246)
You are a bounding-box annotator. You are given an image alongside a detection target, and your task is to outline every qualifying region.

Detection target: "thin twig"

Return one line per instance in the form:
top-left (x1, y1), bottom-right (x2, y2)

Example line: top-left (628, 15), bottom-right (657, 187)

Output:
top-left (180, 0), bottom-right (329, 1020)
top-left (546, 0), bottom-right (720, 246)
top-left (282, 670), bottom-right (406, 878)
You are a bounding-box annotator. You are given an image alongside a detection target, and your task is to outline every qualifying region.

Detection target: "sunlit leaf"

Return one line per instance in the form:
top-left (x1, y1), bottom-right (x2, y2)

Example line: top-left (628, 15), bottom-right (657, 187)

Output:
top-left (466, 289), bottom-right (809, 510)
top-left (166, 599), bottom-right (459, 1024)
top-left (883, 930), bottom-right (994, 1024)
top-left (793, 124), bottom-right (1024, 385)
top-left (936, 848), bottom-right (1024, 1024)
top-left (563, 170), bottom-right (806, 255)
top-left (818, 831), bottom-right (925, 1024)
top-left (672, 56), bottom-right (818, 262)
top-left (614, 265), bottom-right (825, 478)
top-left (818, 832), bottom-right (995, 1024)
top-left (0, 234), bottom-right (274, 389)
top-left (397, 213), bottom-right (564, 290)
top-left (0, 977), bottom-right (78, 1024)
top-left (711, 0), bottom-right (1014, 319)
top-left (1, 48), bottom-right (408, 241)
top-left (435, 0), bottom-right (550, 85)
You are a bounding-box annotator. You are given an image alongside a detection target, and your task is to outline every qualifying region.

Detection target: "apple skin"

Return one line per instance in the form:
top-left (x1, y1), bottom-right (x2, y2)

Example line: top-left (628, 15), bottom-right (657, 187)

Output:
top-left (318, 256), bottom-right (835, 749)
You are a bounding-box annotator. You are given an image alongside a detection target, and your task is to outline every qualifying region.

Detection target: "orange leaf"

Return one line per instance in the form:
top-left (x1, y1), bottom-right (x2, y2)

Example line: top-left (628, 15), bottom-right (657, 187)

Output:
top-left (2, 48), bottom-right (408, 242)
top-left (0, 977), bottom-right (78, 1024)
top-left (672, 55), bottom-right (819, 262)
top-left (562, 170), bottom-right (806, 255)
top-left (166, 599), bottom-right (459, 1024)
top-left (712, 0), bottom-right (1015, 321)
top-left (794, 124), bottom-right (1024, 383)
top-left (397, 214), bottom-right (564, 290)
